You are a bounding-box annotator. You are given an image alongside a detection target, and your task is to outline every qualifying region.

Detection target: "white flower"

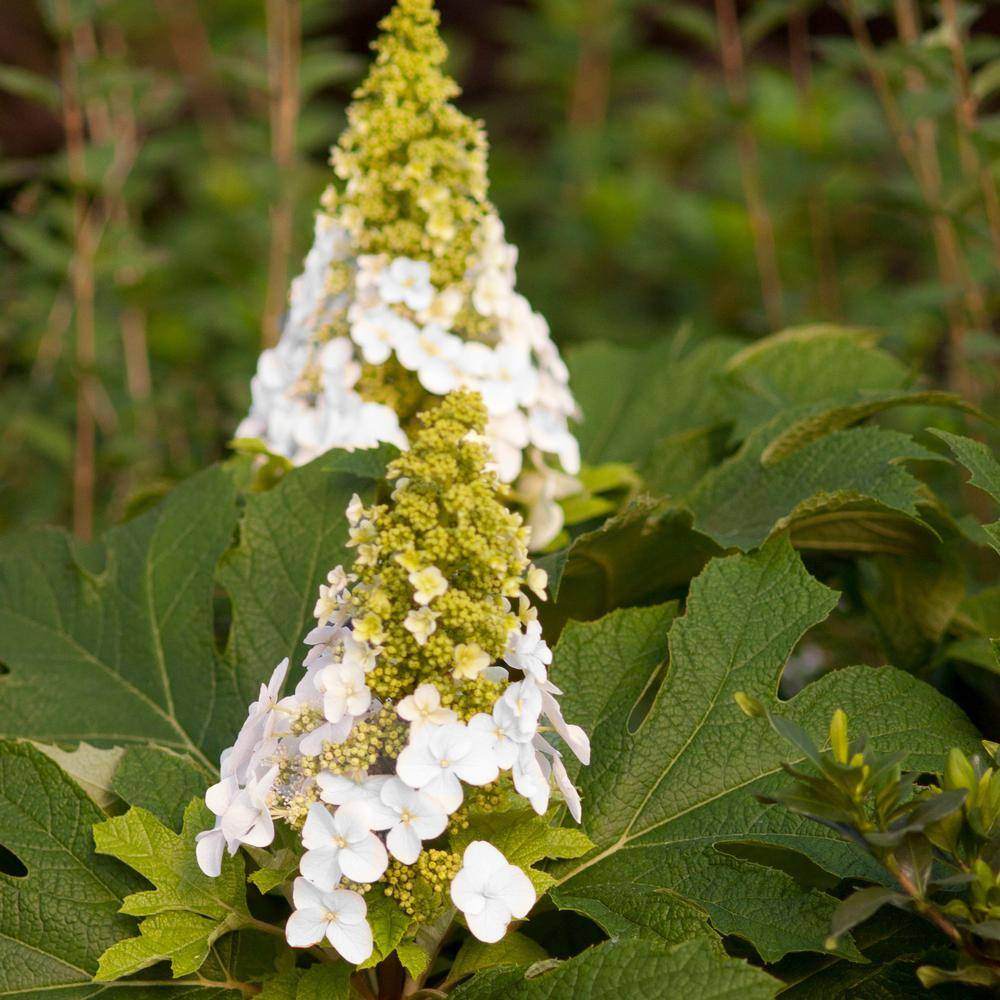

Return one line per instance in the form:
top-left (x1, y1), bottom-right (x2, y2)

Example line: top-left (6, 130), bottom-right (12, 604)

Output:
top-left (378, 257), bottom-right (434, 312)
top-left (298, 712), bottom-right (354, 757)
top-left (539, 681), bottom-right (591, 764)
top-left (219, 766), bottom-right (278, 849)
top-left (300, 801), bottom-right (388, 890)
top-left (303, 623), bottom-right (345, 668)
top-left (517, 462), bottom-right (581, 551)
top-left (374, 777), bottom-right (449, 864)
top-left (342, 632), bottom-right (379, 674)
top-left (286, 878), bottom-right (374, 963)
top-left (512, 742), bottom-right (550, 815)
top-left (195, 822), bottom-right (229, 878)
top-left (408, 565), bottom-right (448, 605)
top-left (316, 771), bottom-right (392, 815)
top-left (396, 683), bottom-right (457, 730)
top-left (467, 711), bottom-right (520, 770)
top-left (495, 678), bottom-right (542, 742)
top-left (550, 749), bottom-right (582, 823)
top-left (319, 662), bottom-right (371, 723)
top-left (395, 324), bottom-right (463, 394)
top-left (403, 606), bottom-right (439, 646)
top-left (450, 841), bottom-right (535, 943)
top-left (483, 411), bottom-right (530, 482)
top-left (350, 306), bottom-right (416, 365)
top-left (528, 408), bottom-right (581, 475)
top-left (452, 642), bottom-right (491, 681)
top-left (503, 620), bottom-right (552, 682)
top-left (472, 268), bottom-right (513, 318)
top-left (395, 721), bottom-right (499, 812)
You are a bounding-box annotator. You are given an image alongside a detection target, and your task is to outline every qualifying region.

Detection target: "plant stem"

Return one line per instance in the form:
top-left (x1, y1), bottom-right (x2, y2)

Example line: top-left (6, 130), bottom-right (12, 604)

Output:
top-left (939, 0), bottom-right (1000, 270)
top-left (714, 0), bottom-right (785, 331)
top-left (56, 0), bottom-right (98, 540)
top-left (262, 0), bottom-right (301, 348)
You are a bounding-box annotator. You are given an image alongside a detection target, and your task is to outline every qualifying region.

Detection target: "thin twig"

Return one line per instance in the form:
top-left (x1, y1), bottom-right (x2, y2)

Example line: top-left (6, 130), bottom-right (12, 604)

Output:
top-left (940, 0), bottom-right (1000, 270)
top-left (714, 0), bottom-right (785, 330)
top-left (847, 0), bottom-right (984, 397)
top-left (262, 0), bottom-right (301, 348)
top-left (789, 11), bottom-right (840, 318)
top-left (568, 0), bottom-right (613, 129)
top-left (57, 0), bottom-right (98, 540)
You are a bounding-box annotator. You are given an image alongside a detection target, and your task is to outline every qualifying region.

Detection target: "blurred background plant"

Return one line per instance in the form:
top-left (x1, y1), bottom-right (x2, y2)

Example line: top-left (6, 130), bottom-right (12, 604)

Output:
top-left (1, 0), bottom-right (998, 537)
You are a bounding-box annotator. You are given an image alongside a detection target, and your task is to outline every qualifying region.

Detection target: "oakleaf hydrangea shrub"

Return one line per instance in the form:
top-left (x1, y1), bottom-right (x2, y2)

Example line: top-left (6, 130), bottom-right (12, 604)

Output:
top-left (238, 0), bottom-right (582, 547)
top-left (199, 391), bottom-right (589, 962)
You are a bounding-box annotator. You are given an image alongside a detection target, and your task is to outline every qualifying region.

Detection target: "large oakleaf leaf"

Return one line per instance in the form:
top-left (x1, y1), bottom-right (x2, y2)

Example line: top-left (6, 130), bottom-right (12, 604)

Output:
top-left (548, 538), bottom-right (979, 963)
top-left (0, 740), bottom-right (241, 999)
top-left (0, 450), bottom-right (389, 769)
top-left (449, 937), bottom-right (777, 999)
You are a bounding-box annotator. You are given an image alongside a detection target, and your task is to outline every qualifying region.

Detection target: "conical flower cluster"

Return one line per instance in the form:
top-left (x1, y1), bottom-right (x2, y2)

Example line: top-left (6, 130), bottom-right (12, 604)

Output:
top-left (237, 0), bottom-right (580, 547)
top-left (200, 392), bottom-right (589, 962)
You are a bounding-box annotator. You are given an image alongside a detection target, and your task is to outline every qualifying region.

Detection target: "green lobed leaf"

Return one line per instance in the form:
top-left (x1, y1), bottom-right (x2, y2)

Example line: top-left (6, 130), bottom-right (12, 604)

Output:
top-left (447, 933), bottom-right (549, 987)
top-left (0, 741), bottom-right (141, 997)
top-left (93, 801), bottom-right (250, 980)
top-left (689, 424), bottom-right (942, 552)
top-left (356, 893), bottom-right (412, 970)
top-left (568, 334), bottom-right (738, 468)
top-left (448, 937), bottom-right (778, 999)
top-left (722, 326), bottom-right (910, 443)
top-left (112, 746), bottom-right (210, 829)
top-left (538, 498), bottom-right (717, 635)
top-left (929, 430), bottom-right (1000, 555)
top-left (548, 538), bottom-right (980, 963)
top-left (294, 963), bottom-right (352, 1000)
top-left (0, 450), bottom-right (387, 767)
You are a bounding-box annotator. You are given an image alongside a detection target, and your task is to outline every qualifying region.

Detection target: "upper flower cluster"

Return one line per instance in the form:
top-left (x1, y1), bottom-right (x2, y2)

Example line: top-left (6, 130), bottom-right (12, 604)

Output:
top-left (237, 0), bottom-right (580, 548)
top-left (200, 392), bottom-right (589, 963)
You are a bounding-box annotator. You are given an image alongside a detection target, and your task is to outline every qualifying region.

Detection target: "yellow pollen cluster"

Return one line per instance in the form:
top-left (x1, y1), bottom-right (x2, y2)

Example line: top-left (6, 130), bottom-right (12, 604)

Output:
top-left (382, 849), bottom-right (462, 922)
top-left (329, 0), bottom-right (489, 287)
top-left (311, 703), bottom-right (407, 774)
top-left (342, 391), bottom-right (534, 712)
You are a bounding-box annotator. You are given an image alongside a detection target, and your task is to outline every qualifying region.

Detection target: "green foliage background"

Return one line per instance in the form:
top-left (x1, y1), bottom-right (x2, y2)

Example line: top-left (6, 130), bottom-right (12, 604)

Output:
top-left (2, 0), bottom-right (998, 531)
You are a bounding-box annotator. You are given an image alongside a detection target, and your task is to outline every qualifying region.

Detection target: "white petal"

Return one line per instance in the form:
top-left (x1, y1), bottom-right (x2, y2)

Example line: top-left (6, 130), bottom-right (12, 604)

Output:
top-left (195, 828), bottom-right (224, 877)
top-left (551, 755), bottom-right (582, 823)
top-left (386, 822), bottom-right (423, 864)
top-left (422, 771), bottom-right (464, 813)
top-left (395, 744), bottom-right (440, 789)
top-left (292, 875), bottom-right (327, 911)
top-left (486, 864), bottom-right (535, 919)
top-left (328, 916), bottom-right (374, 965)
top-left (301, 802), bottom-right (337, 849)
top-left (300, 847), bottom-right (342, 891)
top-left (466, 897), bottom-right (512, 943)
top-left (204, 778), bottom-right (237, 817)
top-left (286, 907), bottom-right (329, 948)
top-left (340, 834), bottom-right (388, 883)
top-left (450, 869), bottom-right (487, 915)
top-left (329, 887), bottom-right (368, 925)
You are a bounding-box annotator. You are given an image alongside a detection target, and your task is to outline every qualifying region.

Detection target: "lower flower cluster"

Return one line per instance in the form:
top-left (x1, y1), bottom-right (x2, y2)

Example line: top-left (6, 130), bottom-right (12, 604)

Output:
top-left (197, 392), bottom-right (589, 964)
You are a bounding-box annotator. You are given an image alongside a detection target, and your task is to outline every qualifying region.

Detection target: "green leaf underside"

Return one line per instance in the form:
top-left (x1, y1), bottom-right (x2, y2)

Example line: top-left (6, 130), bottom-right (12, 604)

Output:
top-left (92, 801), bottom-right (249, 981)
top-left (0, 741), bottom-right (142, 996)
top-left (548, 539), bottom-right (979, 962)
top-left (0, 450), bottom-right (387, 768)
top-left (689, 425), bottom-right (941, 552)
top-left (449, 938), bottom-right (778, 999)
